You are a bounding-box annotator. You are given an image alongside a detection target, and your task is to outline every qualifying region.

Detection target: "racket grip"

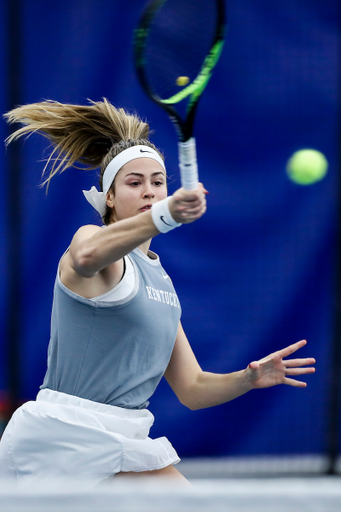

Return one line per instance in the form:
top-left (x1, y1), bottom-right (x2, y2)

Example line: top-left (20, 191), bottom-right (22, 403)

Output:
top-left (178, 138), bottom-right (199, 190)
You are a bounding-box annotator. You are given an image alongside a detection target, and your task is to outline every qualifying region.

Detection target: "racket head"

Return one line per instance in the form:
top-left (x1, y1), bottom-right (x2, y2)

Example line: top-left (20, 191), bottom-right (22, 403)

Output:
top-left (134, 0), bottom-right (226, 141)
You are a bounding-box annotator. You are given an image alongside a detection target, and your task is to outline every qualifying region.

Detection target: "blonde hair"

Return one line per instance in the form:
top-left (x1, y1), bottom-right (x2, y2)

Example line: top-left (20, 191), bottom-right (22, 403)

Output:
top-left (4, 98), bottom-right (164, 224)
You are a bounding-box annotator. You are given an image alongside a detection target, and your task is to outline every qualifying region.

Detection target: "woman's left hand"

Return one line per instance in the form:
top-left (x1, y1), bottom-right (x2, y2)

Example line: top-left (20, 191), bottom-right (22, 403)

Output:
top-left (246, 339), bottom-right (315, 389)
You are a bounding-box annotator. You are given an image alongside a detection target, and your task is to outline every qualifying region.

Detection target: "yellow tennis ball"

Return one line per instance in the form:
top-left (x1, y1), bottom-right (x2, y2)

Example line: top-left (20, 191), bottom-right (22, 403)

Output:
top-left (286, 149), bottom-right (328, 185)
top-left (176, 76), bottom-right (190, 86)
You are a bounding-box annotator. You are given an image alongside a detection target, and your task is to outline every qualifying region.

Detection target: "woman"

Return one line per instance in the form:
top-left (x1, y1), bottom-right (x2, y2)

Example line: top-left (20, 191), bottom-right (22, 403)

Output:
top-left (0, 99), bottom-right (315, 484)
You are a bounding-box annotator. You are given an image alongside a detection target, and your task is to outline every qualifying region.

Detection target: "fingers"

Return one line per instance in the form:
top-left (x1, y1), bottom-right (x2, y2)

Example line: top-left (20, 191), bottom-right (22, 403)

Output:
top-left (283, 377), bottom-right (308, 388)
top-left (173, 183), bottom-right (206, 204)
top-left (283, 358), bottom-right (315, 387)
top-left (179, 201), bottom-right (206, 216)
top-left (285, 367), bottom-right (315, 376)
top-left (170, 183), bottom-right (208, 224)
top-left (285, 358), bottom-right (316, 367)
top-left (247, 340), bottom-right (315, 390)
top-left (277, 339), bottom-right (307, 358)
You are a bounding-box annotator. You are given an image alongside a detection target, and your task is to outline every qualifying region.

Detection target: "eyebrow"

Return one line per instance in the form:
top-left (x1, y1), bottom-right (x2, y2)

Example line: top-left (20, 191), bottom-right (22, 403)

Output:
top-left (124, 171), bottom-right (165, 177)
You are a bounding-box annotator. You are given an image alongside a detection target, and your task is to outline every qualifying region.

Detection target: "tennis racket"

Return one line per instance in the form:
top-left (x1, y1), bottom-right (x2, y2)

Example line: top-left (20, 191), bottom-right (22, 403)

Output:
top-left (133, 0), bottom-right (226, 190)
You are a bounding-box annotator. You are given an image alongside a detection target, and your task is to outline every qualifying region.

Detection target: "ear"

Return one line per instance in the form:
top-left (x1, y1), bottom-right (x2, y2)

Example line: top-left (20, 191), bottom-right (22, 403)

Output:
top-left (106, 190), bottom-right (115, 208)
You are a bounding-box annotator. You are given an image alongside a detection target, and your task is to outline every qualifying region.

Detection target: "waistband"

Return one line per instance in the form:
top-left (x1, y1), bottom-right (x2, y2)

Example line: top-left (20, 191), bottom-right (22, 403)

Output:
top-left (36, 389), bottom-right (152, 420)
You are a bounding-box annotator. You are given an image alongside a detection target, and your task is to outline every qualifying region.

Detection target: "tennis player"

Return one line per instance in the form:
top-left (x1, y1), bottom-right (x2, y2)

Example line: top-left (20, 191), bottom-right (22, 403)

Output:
top-left (0, 99), bottom-right (315, 484)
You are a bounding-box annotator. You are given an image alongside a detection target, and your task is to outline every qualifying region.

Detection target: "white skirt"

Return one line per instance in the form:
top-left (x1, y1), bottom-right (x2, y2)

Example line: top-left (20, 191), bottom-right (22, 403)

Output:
top-left (0, 389), bottom-right (180, 483)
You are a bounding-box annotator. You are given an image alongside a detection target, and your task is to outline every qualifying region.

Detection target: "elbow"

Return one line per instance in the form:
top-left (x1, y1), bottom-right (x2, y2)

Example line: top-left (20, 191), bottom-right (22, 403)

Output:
top-left (72, 248), bottom-right (98, 278)
top-left (176, 373), bottom-right (205, 411)
top-left (186, 403), bottom-right (202, 411)
top-left (178, 394), bottom-right (203, 411)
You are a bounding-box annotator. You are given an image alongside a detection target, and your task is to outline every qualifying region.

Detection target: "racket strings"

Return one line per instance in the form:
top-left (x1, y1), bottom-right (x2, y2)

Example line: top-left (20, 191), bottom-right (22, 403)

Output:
top-left (143, 0), bottom-right (219, 100)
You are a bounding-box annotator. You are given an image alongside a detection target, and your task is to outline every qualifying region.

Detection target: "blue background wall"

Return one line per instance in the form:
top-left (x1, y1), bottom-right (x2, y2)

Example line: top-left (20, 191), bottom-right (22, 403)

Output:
top-left (0, 0), bottom-right (340, 459)
top-left (0, 0), bottom-right (7, 402)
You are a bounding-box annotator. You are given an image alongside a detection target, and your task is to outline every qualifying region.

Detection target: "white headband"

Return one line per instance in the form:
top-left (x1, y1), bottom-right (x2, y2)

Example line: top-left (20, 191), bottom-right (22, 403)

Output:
top-left (82, 145), bottom-right (166, 217)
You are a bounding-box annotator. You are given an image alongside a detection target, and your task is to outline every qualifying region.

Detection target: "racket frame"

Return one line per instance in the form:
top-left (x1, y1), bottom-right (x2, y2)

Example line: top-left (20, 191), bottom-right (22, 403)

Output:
top-left (134, 0), bottom-right (226, 189)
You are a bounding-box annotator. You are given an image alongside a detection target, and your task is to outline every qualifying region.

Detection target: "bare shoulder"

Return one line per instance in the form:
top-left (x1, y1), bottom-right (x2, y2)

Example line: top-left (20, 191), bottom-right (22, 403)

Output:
top-left (71, 224), bottom-right (103, 245)
top-left (60, 224), bottom-right (102, 278)
top-left (59, 223), bottom-right (124, 298)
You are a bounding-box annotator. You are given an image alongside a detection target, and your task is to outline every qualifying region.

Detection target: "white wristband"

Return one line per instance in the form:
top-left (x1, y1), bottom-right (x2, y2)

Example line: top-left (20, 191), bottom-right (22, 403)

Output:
top-left (151, 197), bottom-right (182, 233)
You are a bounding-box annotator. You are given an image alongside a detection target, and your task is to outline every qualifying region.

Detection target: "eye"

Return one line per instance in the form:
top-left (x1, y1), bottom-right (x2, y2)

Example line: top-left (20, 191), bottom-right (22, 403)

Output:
top-left (154, 180), bottom-right (164, 186)
top-left (130, 180), bottom-right (140, 186)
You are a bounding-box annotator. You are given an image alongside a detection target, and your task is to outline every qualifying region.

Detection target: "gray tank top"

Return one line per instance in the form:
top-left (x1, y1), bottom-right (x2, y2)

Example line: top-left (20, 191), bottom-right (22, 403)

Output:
top-left (40, 248), bottom-right (182, 409)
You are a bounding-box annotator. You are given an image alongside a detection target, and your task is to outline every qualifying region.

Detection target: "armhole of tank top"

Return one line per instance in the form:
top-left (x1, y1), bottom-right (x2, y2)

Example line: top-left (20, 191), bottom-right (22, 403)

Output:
top-left (90, 254), bottom-right (137, 303)
top-left (56, 248), bottom-right (139, 308)
top-left (92, 253), bottom-right (140, 306)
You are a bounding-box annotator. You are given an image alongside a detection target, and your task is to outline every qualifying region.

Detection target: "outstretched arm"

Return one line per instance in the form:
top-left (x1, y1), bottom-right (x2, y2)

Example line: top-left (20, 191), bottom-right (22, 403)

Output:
top-left (59, 185), bottom-right (207, 297)
top-left (164, 322), bottom-right (315, 411)
top-left (68, 185), bottom-right (207, 278)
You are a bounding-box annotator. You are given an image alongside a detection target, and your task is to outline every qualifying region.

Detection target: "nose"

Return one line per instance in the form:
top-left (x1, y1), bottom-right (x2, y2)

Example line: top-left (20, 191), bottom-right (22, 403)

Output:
top-left (143, 185), bottom-right (155, 198)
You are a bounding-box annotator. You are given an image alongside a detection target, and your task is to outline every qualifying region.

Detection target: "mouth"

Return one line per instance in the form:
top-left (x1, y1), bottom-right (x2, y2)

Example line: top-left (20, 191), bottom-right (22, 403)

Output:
top-left (139, 204), bottom-right (152, 213)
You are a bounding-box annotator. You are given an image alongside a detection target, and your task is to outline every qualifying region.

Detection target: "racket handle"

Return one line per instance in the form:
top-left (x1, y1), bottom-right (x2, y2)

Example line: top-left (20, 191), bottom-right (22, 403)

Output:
top-left (178, 138), bottom-right (199, 190)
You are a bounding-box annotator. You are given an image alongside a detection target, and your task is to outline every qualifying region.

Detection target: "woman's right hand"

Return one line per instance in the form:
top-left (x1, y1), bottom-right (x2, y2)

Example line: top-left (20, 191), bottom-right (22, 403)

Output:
top-left (168, 183), bottom-right (208, 224)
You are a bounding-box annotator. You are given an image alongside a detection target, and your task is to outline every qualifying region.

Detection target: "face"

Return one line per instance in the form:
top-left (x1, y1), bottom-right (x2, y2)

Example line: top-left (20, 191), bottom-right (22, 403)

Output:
top-left (106, 158), bottom-right (167, 222)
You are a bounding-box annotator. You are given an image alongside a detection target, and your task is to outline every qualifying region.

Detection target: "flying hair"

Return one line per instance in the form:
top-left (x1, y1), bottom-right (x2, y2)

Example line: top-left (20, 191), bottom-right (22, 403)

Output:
top-left (3, 98), bottom-right (163, 191)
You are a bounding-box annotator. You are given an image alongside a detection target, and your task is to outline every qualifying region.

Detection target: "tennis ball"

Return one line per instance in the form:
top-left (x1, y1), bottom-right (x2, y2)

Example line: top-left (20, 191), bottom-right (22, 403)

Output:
top-left (286, 149), bottom-right (328, 185)
top-left (176, 76), bottom-right (190, 86)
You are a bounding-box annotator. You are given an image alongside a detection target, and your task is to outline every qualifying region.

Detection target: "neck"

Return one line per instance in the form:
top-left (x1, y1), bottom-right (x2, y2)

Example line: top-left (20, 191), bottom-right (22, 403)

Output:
top-left (139, 239), bottom-right (152, 256)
